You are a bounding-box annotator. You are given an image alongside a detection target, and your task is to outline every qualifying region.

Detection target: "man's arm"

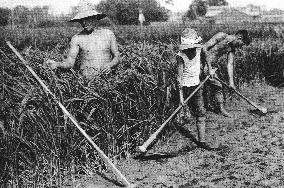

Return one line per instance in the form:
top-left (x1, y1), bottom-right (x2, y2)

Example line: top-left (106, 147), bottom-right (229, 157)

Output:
top-left (58, 36), bottom-right (79, 69)
top-left (44, 36), bottom-right (79, 70)
top-left (203, 32), bottom-right (228, 51)
top-left (108, 31), bottom-right (120, 68)
top-left (202, 32), bottom-right (228, 77)
top-left (201, 48), bottom-right (214, 77)
top-left (176, 56), bottom-right (184, 104)
top-left (227, 51), bottom-right (235, 89)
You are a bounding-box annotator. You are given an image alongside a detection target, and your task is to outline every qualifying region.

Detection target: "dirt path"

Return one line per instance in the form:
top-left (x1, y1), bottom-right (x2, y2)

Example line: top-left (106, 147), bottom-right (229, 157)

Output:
top-left (71, 84), bottom-right (284, 188)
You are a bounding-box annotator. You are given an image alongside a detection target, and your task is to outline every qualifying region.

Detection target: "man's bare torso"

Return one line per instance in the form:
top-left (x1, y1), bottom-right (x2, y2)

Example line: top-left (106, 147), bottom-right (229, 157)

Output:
top-left (202, 32), bottom-right (238, 68)
top-left (205, 32), bottom-right (236, 57)
top-left (76, 29), bottom-right (113, 69)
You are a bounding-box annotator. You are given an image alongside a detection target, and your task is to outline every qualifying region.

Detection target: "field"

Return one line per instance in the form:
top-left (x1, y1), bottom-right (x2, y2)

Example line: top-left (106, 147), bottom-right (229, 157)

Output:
top-left (0, 22), bottom-right (284, 187)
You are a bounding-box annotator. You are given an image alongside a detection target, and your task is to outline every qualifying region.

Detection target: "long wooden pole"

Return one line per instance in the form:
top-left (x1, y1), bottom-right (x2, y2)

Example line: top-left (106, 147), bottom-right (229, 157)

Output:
top-left (138, 74), bottom-right (211, 153)
top-left (214, 77), bottom-right (267, 114)
top-left (6, 41), bottom-right (136, 188)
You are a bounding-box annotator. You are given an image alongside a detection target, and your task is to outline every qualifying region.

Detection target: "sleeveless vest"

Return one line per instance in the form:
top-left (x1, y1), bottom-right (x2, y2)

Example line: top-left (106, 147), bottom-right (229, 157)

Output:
top-left (177, 48), bottom-right (201, 87)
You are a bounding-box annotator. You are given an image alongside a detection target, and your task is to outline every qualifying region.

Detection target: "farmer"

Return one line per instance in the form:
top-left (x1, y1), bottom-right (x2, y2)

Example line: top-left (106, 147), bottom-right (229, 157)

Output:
top-left (138, 8), bottom-right (145, 27)
top-left (44, 0), bottom-right (120, 80)
top-left (177, 28), bottom-right (212, 150)
top-left (203, 30), bottom-right (251, 117)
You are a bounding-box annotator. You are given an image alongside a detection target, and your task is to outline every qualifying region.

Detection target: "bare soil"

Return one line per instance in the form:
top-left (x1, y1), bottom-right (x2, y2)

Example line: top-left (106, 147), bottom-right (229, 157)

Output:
top-left (67, 84), bottom-right (284, 188)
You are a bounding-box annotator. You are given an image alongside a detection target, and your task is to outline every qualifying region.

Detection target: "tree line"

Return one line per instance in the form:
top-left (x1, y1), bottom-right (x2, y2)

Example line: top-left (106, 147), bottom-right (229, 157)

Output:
top-left (0, 0), bottom-right (228, 27)
top-left (186, 0), bottom-right (228, 20)
top-left (0, 6), bottom-right (49, 27)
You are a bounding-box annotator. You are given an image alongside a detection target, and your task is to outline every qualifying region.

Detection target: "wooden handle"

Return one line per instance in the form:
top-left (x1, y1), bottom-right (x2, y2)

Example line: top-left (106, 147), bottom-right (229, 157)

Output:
top-left (214, 77), bottom-right (267, 114)
top-left (138, 75), bottom-right (211, 153)
top-left (6, 41), bottom-right (133, 187)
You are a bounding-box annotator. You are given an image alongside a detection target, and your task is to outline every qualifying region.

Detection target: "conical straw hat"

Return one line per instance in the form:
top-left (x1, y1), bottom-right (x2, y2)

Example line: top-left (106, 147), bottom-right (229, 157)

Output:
top-left (179, 28), bottom-right (202, 50)
top-left (70, 0), bottom-right (106, 22)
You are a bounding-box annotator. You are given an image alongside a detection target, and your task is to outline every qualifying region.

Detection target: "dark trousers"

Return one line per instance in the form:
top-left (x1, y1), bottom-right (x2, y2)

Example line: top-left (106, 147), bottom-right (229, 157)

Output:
top-left (203, 77), bottom-right (225, 111)
top-left (182, 85), bottom-right (206, 118)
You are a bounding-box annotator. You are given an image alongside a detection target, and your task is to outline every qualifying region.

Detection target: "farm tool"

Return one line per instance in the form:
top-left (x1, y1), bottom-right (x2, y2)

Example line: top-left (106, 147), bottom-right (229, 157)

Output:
top-left (214, 77), bottom-right (267, 114)
top-left (6, 41), bottom-right (136, 188)
top-left (138, 70), bottom-right (216, 153)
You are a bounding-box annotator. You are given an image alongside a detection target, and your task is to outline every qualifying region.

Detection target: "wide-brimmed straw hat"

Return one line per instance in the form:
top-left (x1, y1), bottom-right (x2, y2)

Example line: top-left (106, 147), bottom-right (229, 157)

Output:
top-left (70, 0), bottom-right (106, 22)
top-left (179, 28), bottom-right (202, 50)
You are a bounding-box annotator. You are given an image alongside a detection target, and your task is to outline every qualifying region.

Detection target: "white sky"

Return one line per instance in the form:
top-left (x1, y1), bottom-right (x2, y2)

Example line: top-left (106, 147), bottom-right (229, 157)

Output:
top-left (1, 0), bottom-right (284, 14)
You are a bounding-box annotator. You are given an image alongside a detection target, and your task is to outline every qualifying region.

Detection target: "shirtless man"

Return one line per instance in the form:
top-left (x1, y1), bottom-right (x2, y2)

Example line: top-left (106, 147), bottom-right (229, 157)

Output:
top-left (44, 1), bottom-right (120, 80)
top-left (203, 30), bottom-right (251, 117)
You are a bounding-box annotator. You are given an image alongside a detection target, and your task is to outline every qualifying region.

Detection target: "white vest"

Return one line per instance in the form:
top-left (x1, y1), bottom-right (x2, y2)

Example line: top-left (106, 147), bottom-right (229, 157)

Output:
top-left (177, 48), bottom-right (201, 87)
top-left (138, 13), bottom-right (145, 23)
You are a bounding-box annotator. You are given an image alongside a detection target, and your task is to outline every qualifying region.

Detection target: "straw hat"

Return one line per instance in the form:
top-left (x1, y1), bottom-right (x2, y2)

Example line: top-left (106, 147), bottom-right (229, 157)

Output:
top-left (179, 28), bottom-right (202, 50)
top-left (70, 0), bottom-right (106, 22)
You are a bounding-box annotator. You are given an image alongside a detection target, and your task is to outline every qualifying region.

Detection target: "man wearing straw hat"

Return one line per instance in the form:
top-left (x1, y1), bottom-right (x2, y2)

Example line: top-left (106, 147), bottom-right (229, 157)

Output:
top-left (44, 0), bottom-right (120, 80)
top-left (177, 28), bottom-right (213, 150)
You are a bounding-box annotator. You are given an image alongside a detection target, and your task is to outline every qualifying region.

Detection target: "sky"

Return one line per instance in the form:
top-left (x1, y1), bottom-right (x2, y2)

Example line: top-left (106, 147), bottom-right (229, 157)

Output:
top-left (1, 0), bottom-right (284, 14)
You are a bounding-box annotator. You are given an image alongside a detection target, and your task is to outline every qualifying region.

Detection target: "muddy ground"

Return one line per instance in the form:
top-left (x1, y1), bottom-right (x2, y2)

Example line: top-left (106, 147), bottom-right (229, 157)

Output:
top-left (67, 84), bottom-right (284, 188)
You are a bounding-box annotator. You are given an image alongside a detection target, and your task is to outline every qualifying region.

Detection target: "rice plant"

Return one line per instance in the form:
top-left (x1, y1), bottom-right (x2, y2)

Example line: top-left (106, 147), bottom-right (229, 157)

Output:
top-left (0, 22), bottom-right (283, 187)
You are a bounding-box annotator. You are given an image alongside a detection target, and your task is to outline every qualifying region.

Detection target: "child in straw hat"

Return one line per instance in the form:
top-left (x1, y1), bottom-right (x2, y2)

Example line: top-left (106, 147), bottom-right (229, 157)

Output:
top-left (177, 28), bottom-right (213, 150)
top-left (44, 0), bottom-right (120, 80)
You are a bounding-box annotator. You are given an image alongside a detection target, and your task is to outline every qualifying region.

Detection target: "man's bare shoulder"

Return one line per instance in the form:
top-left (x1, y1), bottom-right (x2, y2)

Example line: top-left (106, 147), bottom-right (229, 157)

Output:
top-left (69, 35), bottom-right (81, 45)
top-left (100, 29), bottom-right (116, 37)
top-left (70, 33), bottom-right (94, 43)
top-left (211, 32), bottom-right (229, 41)
top-left (225, 35), bottom-right (237, 42)
top-left (203, 32), bottom-right (229, 50)
top-left (101, 28), bottom-right (114, 34)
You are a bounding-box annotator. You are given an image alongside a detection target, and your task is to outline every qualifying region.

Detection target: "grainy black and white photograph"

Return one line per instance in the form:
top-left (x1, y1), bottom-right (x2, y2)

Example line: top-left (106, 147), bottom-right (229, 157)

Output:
top-left (0, 0), bottom-right (284, 187)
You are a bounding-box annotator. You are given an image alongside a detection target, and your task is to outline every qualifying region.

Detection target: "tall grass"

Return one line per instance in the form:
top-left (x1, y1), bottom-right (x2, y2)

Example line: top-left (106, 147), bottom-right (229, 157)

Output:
top-left (0, 37), bottom-right (178, 187)
top-left (0, 22), bottom-right (284, 187)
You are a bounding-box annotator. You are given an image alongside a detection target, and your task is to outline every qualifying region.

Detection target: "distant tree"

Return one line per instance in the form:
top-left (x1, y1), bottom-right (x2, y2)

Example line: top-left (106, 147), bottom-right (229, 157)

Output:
top-left (0, 8), bottom-right (11, 26)
top-left (165, 0), bottom-right (174, 5)
top-left (96, 0), bottom-right (169, 25)
top-left (30, 6), bottom-right (50, 25)
top-left (186, 0), bottom-right (207, 20)
top-left (206, 0), bottom-right (228, 6)
top-left (160, 0), bottom-right (174, 5)
top-left (13, 5), bottom-right (30, 24)
top-left (141, 0), bottom-right (169, 22)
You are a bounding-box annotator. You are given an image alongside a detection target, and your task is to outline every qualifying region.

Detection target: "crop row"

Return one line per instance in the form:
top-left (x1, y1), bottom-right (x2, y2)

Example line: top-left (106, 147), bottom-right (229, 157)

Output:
top-left (0, 22), bottom-right (283, 186)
